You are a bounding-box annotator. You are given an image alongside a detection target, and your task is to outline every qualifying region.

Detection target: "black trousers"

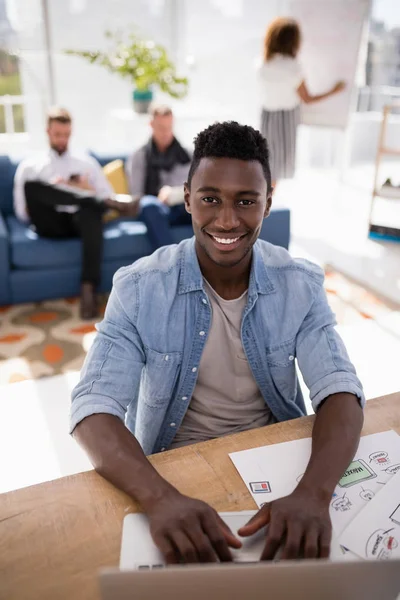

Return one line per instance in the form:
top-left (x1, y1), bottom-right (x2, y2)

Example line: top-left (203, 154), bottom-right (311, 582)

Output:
top-left (24, 181), bottom-right (104, 286)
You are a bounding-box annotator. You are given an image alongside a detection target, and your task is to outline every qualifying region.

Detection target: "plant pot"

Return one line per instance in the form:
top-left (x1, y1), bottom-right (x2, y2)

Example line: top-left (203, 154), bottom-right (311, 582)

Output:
top-left (132, 89), bottom-right (153, 114)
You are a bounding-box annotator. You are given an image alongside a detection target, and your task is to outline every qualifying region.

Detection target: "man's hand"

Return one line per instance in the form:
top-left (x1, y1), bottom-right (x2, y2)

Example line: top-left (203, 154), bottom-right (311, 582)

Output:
top-left (50, 176), bottom-right (67, 185)
top-left (105, 195), bottom-right (140, 218)
top-left (68, 174), bottom-right (95, 192)
top-left (158, 185), bottom-right (172, 205)
top-left (238, 488), bottom-right (332, 560)
top-left (146, 489), bottom-right (242, 564)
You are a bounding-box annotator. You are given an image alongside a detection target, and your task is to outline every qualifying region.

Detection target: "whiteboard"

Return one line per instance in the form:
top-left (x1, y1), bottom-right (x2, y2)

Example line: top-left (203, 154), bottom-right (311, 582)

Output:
top-left (288, 0), bottom-right (371, 129)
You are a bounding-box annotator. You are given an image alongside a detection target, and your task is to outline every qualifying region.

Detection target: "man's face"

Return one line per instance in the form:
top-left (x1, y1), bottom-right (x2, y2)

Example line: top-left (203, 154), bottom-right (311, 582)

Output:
top-left (151, 114), bottom-right (174, 151)
top-left (47, 121), bottom-right (71, 155)
top-left (185, 157), bottom-right (271, 269)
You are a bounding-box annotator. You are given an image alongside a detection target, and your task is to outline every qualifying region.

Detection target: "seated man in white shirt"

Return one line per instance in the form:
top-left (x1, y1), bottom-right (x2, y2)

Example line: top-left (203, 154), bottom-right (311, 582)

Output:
top-left (13, 107), bottom-right (138, 319)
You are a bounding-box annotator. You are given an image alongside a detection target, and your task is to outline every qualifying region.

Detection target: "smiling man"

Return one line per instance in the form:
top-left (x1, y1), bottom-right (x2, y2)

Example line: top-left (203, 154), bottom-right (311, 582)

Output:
top-left (70, 121), bottom-right (364, 564)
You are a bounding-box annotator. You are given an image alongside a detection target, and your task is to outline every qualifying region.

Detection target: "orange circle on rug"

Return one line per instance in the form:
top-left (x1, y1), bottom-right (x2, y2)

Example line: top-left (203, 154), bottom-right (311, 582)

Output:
top-left (29, 312), bottom-right (59, 324)
top-left (70, 324), bottom-right (97, 335)
top-left (0, 334), bottom-right (26, 343)
top-left (42, 344), bottom-right (64, 363)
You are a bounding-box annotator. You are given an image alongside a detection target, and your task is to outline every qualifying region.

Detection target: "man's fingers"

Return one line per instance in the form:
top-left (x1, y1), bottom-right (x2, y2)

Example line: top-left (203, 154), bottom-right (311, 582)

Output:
top-left (169, 530), bottom-right (199, 564)
top-left (303, 527), bottom-right (320, 560)
top-left (153, 534), bottom-right (179, 565)
top-left (215, 514), bottom-right (242, 549)
top-left (238, 505), bottom-right (270, 537)
top-left (319, 526), bottom-right (332, 559)
top-left (260, 517), bottom-right (285, 561)
top-left (202, 513), bottom-right (234, 561)
top-left (281, 523), bottom-right (303, 560)
top-left (185, 524), bottom-right (218, 563)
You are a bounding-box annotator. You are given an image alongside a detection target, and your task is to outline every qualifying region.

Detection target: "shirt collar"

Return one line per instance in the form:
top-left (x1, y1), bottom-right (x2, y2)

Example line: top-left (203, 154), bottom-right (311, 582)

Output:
top-left (178, 237), bottom-right (275, 296)
top-left (49, 148), bottom-right (70, 160)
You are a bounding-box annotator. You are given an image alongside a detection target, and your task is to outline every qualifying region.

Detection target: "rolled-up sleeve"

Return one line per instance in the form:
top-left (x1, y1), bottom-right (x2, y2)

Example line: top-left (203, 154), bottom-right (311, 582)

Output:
top-left (70, 272), bottom-right (145, 433)
top-left (296, 285), bottom-right (365, 412)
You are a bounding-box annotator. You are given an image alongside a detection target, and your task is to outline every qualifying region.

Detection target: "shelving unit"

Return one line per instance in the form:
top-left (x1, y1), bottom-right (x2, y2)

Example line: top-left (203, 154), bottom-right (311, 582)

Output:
top-left (369, 103), bottom-right (400, 242)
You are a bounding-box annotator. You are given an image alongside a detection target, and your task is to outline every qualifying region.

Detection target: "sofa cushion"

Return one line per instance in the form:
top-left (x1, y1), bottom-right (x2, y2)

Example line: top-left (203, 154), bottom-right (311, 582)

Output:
top-left (7, 216), bottom-right (153, 269)
top-left (103, 159), bottom-right (129, 194)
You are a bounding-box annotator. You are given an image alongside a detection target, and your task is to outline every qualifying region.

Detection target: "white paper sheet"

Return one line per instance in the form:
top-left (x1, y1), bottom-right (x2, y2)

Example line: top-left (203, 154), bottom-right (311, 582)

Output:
top-left (339, 471), bottom-right (400, 560)
top-left (229, 430), bottom-right (400, 540)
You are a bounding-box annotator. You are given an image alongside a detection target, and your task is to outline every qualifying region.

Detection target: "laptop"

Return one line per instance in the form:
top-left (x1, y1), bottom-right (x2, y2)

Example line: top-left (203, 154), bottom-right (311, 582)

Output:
top-left (99, 511), bottom-right (400, 599)
top-left (119, 511), bottom-right (266, 569)
top-left (100, 559), bottom-right (400, 600)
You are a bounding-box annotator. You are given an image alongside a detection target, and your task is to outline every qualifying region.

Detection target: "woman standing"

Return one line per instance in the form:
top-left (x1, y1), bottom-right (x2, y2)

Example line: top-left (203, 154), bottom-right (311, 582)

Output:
top-left (258, 17), bottom-right (345, 188)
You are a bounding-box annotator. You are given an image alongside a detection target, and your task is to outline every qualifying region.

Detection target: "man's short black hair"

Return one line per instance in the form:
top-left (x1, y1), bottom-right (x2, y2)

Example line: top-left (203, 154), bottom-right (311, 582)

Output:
top-left (187, 121), bottom-right (272, 193)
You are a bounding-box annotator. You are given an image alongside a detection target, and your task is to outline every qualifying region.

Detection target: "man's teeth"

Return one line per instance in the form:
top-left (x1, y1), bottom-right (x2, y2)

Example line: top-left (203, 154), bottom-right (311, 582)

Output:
top-left (213, 236), bottom-right (240, 245)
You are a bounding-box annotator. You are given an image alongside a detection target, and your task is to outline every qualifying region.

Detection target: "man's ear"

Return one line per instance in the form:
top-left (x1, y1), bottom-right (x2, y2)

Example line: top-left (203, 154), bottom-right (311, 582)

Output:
top-left (184, 182), bottom-right (191, 214)
top-left (264, 193), bottom-right (272, 218)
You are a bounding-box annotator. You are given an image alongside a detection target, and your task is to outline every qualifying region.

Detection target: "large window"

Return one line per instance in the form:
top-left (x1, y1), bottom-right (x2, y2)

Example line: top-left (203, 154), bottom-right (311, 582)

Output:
top-left (358, 0), bottom-right (400, 111)
top-left (0, 0), bottom-right (25, 133)
top-left (1, 0), bottom-right (50, 151)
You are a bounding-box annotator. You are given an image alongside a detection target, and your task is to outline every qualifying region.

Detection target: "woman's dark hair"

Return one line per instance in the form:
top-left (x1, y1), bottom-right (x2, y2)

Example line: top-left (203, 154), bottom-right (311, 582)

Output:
top-left (263, 17), bottom-right (301, 61)
top-left (187, 121), bottom-right (271, 194)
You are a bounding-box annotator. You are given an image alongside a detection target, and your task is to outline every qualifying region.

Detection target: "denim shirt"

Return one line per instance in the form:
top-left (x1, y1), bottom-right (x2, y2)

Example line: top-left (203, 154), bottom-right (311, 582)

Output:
top-left (70, 237), bottom-right (364, 455)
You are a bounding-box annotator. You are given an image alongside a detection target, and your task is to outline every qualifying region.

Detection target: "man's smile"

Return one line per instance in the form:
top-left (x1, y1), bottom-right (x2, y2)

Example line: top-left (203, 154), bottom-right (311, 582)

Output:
top-left (204, 231), bottom-right (248, 251)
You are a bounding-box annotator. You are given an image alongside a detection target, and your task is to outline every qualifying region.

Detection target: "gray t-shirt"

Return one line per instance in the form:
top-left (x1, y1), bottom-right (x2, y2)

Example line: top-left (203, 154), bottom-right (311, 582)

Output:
top-left (170, 279), bottom-right (276, 449)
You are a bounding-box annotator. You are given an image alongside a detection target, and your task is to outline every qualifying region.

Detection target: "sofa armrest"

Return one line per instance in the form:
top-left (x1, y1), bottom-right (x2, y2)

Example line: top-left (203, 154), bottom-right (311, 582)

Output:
top-left (259, 207), bottom-right (291, 250)
top-left (0, 210), bottom-right (11, 305)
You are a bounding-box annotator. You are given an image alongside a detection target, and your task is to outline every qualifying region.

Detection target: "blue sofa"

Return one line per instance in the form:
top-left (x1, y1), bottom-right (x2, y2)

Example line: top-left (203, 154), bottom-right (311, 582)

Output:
top-left (0, 154), bottom-right (291, 306)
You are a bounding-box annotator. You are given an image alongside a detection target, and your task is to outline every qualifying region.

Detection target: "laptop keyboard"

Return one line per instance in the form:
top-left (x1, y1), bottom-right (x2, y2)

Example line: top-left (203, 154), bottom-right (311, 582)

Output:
top-left (136, 559), bottom-right (258, 570)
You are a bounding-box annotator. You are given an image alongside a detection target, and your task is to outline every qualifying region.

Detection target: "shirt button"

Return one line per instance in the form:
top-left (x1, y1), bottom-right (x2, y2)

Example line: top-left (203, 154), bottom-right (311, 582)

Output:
top-left (170, 422), bottom-right (176, 427)
top-left (192, 367), bottom-right (197, 373)
top-left (289, 355), bottom-right (294, 361)
top-left (199, 331), bottom-right (205, 336)
top-left (164, 355), bottom-right (169, 361)
top-left (202, 298), bottom-right (207, 304)
top-left (182, 396), bottom-right (188, 401)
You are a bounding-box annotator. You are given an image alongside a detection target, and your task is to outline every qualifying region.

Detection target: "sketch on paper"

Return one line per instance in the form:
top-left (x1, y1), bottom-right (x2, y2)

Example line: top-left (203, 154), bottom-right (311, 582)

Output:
top-left (369, 451), bottom-right (391, 467)
top-left (390, 504), bottom-right (400, 526)
top-left (386, 464), bottom-right (400, 475)
top-left (338, 459), bottom-right (376, 488)
top-left (339, 470), bottom-right (400, 560)
top-left (359, 488), bottom-right (375, 501)
top-left (332, 493), bottom-right (352, 512)
top-left (249, 481), bottom-right (271, 494)
top-left (366, 529), bottom-right (398, 560)
top-left (229, 430), bottom-right (400, 547)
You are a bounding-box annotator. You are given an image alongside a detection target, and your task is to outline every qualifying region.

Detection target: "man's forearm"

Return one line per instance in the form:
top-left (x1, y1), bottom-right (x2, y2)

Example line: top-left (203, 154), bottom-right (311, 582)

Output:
top-left (73, 414), bottom-right (177, 510)
top-left (296, 393), bottom-right (364, 501)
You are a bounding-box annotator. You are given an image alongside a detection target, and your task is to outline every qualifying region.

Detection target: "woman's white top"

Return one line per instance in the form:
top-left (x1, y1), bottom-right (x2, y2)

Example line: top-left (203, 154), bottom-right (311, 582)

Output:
top-left (258, 54), bottom-right (304, 111)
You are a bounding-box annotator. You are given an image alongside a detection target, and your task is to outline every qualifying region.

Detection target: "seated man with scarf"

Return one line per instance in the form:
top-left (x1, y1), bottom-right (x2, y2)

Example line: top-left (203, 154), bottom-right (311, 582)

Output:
top-left (127, 103), bottom-right (193, 250)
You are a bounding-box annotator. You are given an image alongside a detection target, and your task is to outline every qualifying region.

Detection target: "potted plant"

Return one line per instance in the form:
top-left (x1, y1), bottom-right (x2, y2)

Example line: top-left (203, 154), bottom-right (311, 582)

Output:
top-left (65, 30), bottom-right (189, 113)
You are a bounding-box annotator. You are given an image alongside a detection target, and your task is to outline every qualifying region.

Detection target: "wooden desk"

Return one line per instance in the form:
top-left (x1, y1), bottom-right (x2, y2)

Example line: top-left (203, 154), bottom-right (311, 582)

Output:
top-left (0, 393), bottom-right (399, 600)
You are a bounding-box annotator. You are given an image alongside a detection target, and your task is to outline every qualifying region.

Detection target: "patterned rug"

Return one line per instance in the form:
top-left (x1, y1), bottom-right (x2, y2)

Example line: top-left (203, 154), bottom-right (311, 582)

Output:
top-left (0, 270), bottom-right (396, 385)
top-left (0, 296), bottom-right (107, 385)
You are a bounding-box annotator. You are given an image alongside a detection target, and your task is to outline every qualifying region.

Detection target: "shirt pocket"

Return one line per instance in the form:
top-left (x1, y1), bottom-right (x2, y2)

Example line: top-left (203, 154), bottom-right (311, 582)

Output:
top-left (266, 338), bottom-right (297, 402)
top-left (142, 347), bottom-right (182, 408)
